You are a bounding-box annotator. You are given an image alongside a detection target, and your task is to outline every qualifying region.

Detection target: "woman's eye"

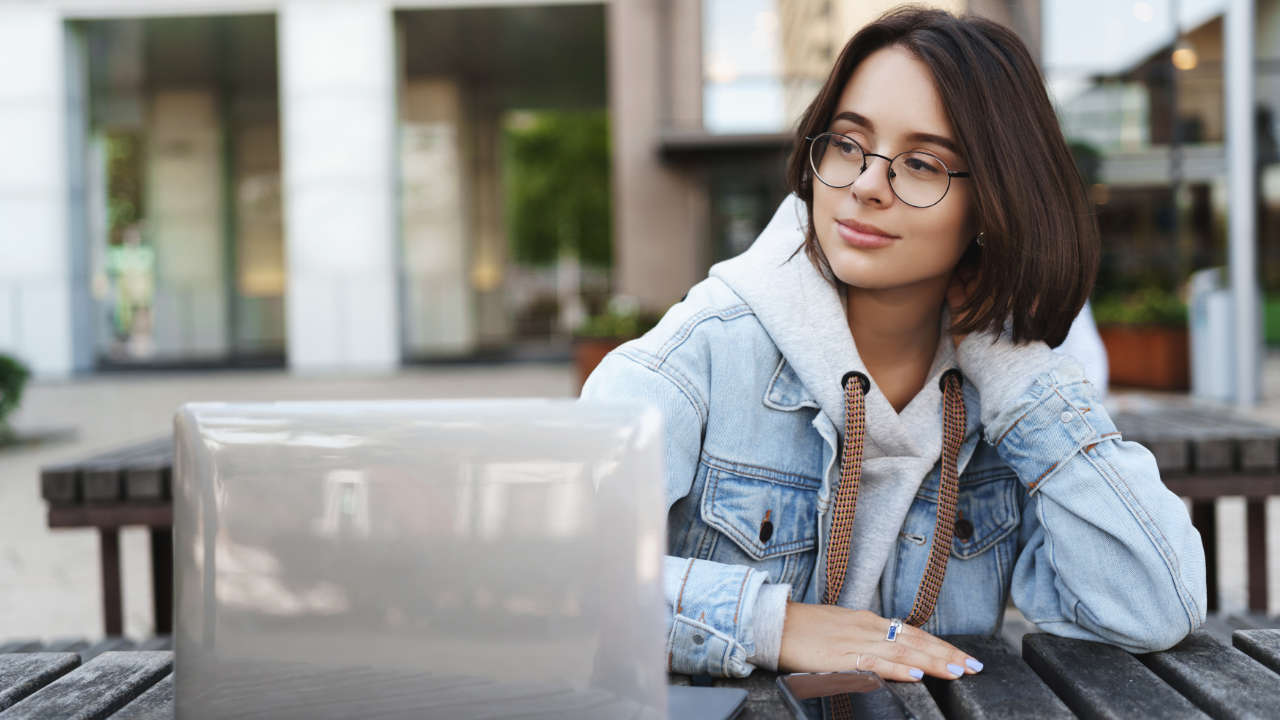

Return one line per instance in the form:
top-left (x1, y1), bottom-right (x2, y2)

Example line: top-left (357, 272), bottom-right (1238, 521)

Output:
top-left (905, 156), bottom-right (942, 174)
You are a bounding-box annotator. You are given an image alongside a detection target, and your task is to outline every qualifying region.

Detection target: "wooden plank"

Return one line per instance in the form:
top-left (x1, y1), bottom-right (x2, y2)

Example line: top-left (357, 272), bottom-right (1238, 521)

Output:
top-left (1232, 629), bottom-right (1280, 674)
top-left (929, 635), bottom-right (1073, 719)
top-left (100, 529), bottom-right (123, 638)
top-left (111, 672), bottom-right (173, 720)
top-left (150, 528), bottom-right (173, 635)
top-left (0, 643), bottom-right (39, 654)
top-left (885, 680), bottom-right (946, 720)
top-left (42, 639), bottom-right (89, 654)
top-left (1190, 438), bottom-right (1234, 472)
top-left (1022, 634), bottom-right (1207, 719)
top-left (1190, 500), bottom-right (1219, 613)
top-left (39, 465), bottom-right (80, 505)
top-left (82, 637), bottom-right (136, 664)
top-left (124, 466), bottom-right (168, 502)
top-left (47, 504), bottom-right (173, 529)
top-left (1162, 474), bottom-right (1280, 499)
top-left (81, 466), bottom-right (123, 504)
top-left (0, 653), bottom-right (80, 712)
top-left (1239, 436), bottom-right (1280, 471)
top-left (0, 651), bottom-right (171, 720)
top-left (1139, 438), bottom-right (1191, 474)
top-left (1248, 500), bottom-right (1268, 611)
top-left (136, 637), bottom-right (172, 652)
top-left (1139, 630), bottom-right (1280, 720)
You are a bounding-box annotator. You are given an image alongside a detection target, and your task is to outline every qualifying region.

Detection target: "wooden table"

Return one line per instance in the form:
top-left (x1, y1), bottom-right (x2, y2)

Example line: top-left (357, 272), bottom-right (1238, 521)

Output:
top-left (2, 631), bottom-right (1278, 718)
top-left (669, 629), bottom-right (1280, 719)
top-left (36, 403), bottom-right (1280, 637)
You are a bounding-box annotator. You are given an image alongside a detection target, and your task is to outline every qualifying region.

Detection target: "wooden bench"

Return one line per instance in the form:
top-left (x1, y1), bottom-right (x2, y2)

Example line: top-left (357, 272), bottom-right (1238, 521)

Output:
top-left (1112, 405), bottom-right (1280, 611)
top-left (40, 437), bottom-right (173, 637)
top-left (4, 631), bottom-right (1277, 718)
top-left (36, 403), bottom-right (1280, 637)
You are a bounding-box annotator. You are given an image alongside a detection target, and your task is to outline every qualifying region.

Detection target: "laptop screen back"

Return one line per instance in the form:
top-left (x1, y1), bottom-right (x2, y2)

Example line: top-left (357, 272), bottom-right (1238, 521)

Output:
top-left (173, 399), bottom-right (666, 719)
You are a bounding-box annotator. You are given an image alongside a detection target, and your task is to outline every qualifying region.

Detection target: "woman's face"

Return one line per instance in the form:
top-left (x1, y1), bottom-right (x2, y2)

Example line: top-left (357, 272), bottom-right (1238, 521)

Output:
top-left (811, 45), bottom-right (976, 293)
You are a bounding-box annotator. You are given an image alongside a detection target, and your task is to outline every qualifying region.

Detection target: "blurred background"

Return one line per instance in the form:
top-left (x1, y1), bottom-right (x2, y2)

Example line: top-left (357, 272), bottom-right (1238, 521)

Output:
top-left (0, 0), bottom-right (1277, 639)
top-left (0, 0), bottom-right (1271, 377)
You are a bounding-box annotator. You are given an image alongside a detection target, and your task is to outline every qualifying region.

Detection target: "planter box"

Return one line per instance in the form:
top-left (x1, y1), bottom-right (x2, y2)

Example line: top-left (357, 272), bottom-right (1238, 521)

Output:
top-left (1097, 325), bottom-right (1189, 391)
top-left (573, 337), bottom-right (627, 394)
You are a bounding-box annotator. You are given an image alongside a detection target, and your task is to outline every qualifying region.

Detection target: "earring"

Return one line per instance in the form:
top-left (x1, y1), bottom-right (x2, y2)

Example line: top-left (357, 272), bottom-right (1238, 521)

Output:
top-left (975, 232), bottom-right (985, 248)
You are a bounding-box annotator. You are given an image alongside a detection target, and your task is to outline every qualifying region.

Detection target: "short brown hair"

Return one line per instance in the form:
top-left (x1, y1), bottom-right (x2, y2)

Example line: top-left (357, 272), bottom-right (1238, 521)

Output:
top-left (786, 5), bottom-right (1099, 347)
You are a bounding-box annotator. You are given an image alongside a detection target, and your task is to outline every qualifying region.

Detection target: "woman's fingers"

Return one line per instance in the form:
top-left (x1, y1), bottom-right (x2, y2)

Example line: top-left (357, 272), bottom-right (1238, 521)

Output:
top-left (846, 653), bottom-right (927, 682)
top-left (893, 622), bottom-right (983, 676)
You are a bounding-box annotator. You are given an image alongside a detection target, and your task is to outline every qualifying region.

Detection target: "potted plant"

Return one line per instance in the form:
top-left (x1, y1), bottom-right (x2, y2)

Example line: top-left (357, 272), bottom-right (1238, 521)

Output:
top-left (0, 354), bottom-right (31, 445)
top-left (573, 296), bottom-right (660, 392)
top-left (1093, 287), bottom-right (1189, 390)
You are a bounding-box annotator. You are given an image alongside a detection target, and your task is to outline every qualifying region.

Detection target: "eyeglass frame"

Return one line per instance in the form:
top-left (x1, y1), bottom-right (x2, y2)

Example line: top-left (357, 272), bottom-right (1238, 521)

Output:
top-left (805, 131), bottom-right (972, 209)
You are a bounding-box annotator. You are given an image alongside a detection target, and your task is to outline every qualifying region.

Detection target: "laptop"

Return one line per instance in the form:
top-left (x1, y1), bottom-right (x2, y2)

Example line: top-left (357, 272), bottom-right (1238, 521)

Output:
top-left (172, 399), bottom-right (746, 720)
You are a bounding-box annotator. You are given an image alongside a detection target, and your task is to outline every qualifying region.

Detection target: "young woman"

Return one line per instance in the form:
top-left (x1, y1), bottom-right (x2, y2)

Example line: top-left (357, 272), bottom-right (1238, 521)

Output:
top-left (580, 7), bottom-right (1206, 682)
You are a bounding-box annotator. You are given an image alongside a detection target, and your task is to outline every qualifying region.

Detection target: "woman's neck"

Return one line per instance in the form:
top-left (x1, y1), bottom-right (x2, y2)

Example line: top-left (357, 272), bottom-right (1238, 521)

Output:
top-left (845, 280), bottom-right (948, 413)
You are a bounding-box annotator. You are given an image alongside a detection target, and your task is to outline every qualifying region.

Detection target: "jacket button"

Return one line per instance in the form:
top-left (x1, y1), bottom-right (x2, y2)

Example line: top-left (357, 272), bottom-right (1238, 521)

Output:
top-left (955, 518), bottom-right (974, 540)
top-left (759, 520), bottom-right (774, 543)
top-left (692, 634), bottom-right (705, 645)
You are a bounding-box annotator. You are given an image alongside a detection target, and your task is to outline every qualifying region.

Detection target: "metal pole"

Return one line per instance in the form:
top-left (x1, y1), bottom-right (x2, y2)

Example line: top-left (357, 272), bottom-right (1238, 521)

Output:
top-left (1227, 0), bottom-right (1259, 406)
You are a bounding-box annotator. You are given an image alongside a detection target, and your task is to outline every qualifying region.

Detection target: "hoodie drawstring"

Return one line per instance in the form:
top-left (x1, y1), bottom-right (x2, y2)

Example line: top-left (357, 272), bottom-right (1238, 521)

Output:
top-left (822, 368), bottom-right (967, 628)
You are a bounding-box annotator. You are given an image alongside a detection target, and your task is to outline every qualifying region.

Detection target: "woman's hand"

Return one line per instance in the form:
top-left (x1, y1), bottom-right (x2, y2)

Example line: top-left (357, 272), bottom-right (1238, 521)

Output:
top-left (777, 602), bottom-right (983, 681)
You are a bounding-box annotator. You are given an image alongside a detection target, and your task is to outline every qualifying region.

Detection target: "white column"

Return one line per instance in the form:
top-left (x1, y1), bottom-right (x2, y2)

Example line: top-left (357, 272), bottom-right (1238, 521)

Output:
top-left (279, 0), bottom-right (399, 373)
top-left (1227, 0), bottom-right (1259, 406)
top-left (0, 5), bottom-right (74, 378)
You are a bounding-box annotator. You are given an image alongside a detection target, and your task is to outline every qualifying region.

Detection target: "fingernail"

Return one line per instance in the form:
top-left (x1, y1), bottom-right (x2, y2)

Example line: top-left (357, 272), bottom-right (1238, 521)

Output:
top-left (966, 658), bottom-right (984, 672)
top-left (908, 668), bottom-right (924, 680)
top-left (947, 663), bottom-right (965, 676)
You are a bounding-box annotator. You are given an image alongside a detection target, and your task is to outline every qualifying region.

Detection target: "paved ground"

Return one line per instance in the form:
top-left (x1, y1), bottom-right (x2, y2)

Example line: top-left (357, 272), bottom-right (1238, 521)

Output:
top-left (2, 355), bottom-right (1279, 643)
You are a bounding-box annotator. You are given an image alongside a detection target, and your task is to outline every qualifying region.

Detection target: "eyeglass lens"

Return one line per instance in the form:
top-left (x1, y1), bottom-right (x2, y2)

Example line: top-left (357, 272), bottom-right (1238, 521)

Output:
top-left (809, 132), bottom-right (952, 208)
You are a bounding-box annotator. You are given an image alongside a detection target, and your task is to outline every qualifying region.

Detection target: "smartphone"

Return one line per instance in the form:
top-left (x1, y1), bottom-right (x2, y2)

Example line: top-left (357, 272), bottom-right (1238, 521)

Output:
top-left (776, 670), bottom-right (916, 720)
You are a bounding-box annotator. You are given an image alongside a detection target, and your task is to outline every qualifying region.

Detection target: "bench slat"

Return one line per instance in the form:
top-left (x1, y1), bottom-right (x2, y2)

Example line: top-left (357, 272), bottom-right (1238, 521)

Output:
top-left (111, 672), bottom-right (172, 720)
top-left (1140, 631), bottom-right (1280, 720)
top-left (1232, 628), bottom-right (1280, 675)
top-left (0, 651), bottom-right (170, 720)
top-left (1022, 634), bottom-right (1207, 719)
top-left (81, 638), bottom-right (136, 664)
top-left (931, 635), bottom-right (1073, 719)
top-left (885, 680), bottom-right (946, 720)
top-left (0, 653), bottom-right (80, 712)
top-left (0, 644), bottom-right (38, 655)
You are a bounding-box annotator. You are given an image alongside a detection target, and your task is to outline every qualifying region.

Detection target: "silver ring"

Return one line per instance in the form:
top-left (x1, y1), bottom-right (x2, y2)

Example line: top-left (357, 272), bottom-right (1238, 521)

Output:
top-left (886, 618), bottom-right (903, 642)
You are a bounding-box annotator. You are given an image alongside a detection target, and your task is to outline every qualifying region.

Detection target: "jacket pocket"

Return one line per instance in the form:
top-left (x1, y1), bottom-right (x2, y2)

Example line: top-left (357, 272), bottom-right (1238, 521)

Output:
top-left (696, 455), bottom-right (820, 597)
top-left (950, 468), bottom-right (1020, 559)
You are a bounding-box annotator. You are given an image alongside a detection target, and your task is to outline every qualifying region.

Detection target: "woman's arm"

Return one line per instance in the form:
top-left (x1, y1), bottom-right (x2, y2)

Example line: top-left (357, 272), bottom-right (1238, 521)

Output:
top-left (580, 346), bottom-right (780, 677)
top-left (956, 332), bottom-right (1207, 652)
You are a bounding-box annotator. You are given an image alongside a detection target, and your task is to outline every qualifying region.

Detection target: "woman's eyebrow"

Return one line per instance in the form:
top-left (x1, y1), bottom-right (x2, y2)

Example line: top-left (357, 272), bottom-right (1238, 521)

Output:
top-left (832, 110), bottom-right (960, 155)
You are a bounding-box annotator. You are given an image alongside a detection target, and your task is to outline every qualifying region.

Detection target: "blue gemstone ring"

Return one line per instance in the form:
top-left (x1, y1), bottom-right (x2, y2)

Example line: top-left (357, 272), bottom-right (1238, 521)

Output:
top-left (886, 618), bottom-right (904, 642)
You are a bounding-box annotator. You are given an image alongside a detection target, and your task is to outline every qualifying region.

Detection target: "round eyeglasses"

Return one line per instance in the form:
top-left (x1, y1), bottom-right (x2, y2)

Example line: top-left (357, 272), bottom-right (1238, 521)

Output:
top-left (807, 131), bottom-right (971, 208)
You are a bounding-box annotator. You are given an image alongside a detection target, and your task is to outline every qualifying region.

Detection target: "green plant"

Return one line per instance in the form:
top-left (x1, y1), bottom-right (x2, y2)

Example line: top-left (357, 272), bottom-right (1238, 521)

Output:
top-left (0, 354), bottom-right (31, 440)
top-left (575, 297), bottom-right (660, 340)
top-left (1093, 287), bottom-right (1188, 327)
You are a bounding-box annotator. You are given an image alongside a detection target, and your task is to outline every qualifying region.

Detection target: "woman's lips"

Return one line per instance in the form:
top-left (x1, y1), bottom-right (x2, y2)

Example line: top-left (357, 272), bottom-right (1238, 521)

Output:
top-left (836, 220), bottom-right (898, 249)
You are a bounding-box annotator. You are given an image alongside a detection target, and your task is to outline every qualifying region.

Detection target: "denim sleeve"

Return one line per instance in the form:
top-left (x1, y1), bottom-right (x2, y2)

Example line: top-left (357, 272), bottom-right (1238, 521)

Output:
top-left (982, 360), bottom-right (1207, 652)
top-left (580, 348), bottom-right (772, 677)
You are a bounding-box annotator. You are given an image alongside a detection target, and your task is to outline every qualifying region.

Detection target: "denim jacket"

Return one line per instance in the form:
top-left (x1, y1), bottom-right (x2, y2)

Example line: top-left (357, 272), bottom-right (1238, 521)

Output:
top-left (579, 196), bottom-right (1207, 678)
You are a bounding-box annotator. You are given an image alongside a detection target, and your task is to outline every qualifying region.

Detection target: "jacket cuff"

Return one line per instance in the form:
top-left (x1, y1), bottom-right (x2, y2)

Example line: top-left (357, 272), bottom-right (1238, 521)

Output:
top-left (745, 583), bottom-right (791, 671)
top-left (665, 557), bottom-right (770, 677)
top-left (955, 329), bottom-right (1060, 432)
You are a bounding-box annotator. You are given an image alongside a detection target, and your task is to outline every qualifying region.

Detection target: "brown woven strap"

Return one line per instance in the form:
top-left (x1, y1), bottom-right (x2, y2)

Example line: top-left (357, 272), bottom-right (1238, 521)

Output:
top-left (823, 372), bottom-right (868, 606)
top-left (821, 368), bottom-right (967, 630)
